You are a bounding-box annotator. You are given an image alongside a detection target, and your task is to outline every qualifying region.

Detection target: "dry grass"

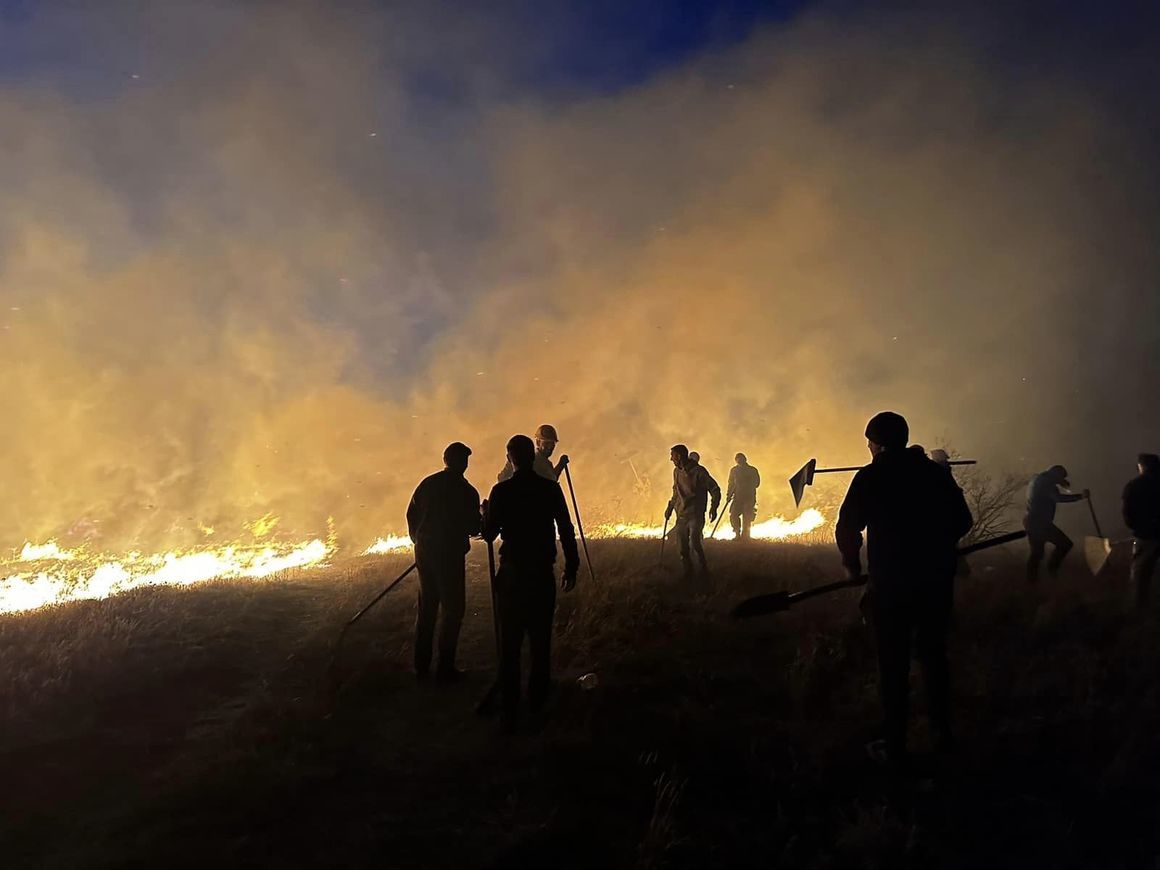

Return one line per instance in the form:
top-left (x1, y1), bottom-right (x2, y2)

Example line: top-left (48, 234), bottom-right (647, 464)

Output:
top-left (2, 540), bottom-right (1159, 869)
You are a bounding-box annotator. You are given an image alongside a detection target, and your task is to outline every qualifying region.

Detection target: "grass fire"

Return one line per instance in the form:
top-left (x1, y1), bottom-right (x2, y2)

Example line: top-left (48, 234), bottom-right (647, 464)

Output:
top-left (3, 1), bottom-right (1160, 868)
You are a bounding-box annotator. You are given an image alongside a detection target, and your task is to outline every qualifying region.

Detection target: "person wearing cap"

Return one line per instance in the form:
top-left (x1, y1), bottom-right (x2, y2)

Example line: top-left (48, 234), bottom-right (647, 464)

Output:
top-left (482, 434), bottom-right (580, 729)
top-left (406, 442), bottom-right (481, 682)
top-left (664, 444), bottom-right (721, 577)
top-left (1122, 453), bottom-right (1160, 607)
top-left (1024, 464), bottom-right (1088, 583)
top-left (497, 423), bottom-right (568, 483)
top-left (836, 411), bottom-right (973, 769)
top-left (726, 453), bottom-right (761, 540)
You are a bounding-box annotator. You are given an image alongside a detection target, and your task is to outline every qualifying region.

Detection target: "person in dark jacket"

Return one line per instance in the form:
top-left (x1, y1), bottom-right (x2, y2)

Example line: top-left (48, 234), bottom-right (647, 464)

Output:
top-left (1123, 453), bottom-right (1160, 607)
top-left (482, 434), bottom-right (580, 727)
top-left (836, 411), bottom-right (973, 768)
top-left (1023, 465), bottom-right (1088, 583)
top-left (407, 442), bottom-right (482, 681)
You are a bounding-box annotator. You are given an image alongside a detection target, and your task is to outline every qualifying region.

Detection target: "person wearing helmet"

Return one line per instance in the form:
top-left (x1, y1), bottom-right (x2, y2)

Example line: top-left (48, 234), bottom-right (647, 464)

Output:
top-left (836, 411), bottom-right (973, 770)
top-left (406, 442), bottom-right (482, 682)
top-left (664, 444), bottom-right (721, 577)
top-left (1121, 453), bottom-right (1160, 607)
top-left (1024, 464), bottom-right (1088, 583)
top-left (726, 453), bottom-right (761, 540)
top-left (497, 423), bottom-right (568, 483)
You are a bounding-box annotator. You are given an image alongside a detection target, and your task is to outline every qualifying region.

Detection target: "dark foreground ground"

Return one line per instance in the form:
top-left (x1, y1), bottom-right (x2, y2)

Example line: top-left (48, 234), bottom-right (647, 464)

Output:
top-left (2, 539), bottom-right (1159, 869)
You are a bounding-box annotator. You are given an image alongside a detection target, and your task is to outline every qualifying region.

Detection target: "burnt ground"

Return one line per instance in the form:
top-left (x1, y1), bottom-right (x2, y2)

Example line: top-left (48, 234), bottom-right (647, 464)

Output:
top-left (2, 540), bottom-right (1159, 869)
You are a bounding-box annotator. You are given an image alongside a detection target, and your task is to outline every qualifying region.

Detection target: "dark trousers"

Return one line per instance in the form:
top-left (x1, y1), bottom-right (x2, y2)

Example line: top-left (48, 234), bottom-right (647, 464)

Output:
top-left (869, 576), bottom-right (954, 759)
top-left (730, 498), bottom-right (756, 539)
top-left (413, 544), bottom-right (466, 675)
top-left (674, 513), bottom-right (707, 570)
top-left (496, 561), bottom-right (557, 716)
top-left (1131, 538), bottom-right (1160, 607)
top-left (1025, 520), bottom-right (1072, 582)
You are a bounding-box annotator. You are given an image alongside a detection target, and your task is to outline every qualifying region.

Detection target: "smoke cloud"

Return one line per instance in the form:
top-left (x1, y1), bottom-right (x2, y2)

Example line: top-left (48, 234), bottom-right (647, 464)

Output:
top-left (1, 1), bottom-right (1156, 551)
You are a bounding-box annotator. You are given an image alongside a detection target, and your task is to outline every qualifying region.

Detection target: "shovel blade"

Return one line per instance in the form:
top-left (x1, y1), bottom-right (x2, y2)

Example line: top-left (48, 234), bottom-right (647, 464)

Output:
top-left (1083, 535), bottom-right (1113, 576)
top-left (788, 459), bottom-right (817, 507)
top-left (731, 591), bottom-right (792, 619)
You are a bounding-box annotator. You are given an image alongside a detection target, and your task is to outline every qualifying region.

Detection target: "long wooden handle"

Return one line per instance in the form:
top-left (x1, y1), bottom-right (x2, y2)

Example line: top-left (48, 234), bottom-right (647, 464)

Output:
top-left (1086, 496), bottom-right (1104, 539)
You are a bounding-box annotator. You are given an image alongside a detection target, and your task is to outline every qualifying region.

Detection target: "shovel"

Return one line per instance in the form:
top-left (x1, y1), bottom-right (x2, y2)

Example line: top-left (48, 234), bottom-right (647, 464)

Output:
top-left (730, 530), bottom-right (1027, 619)
top-left (1081, 491), bottom-right (1124, 576)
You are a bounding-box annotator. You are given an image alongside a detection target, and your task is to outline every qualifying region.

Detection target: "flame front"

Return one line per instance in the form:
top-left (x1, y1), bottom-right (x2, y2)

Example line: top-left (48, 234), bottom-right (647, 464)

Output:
top-left (1, 538), bottom-right (333, 614)
top-left (1, 509), bottom-right (826, 615)
top-left (596, 508), bottom-right (827, 541)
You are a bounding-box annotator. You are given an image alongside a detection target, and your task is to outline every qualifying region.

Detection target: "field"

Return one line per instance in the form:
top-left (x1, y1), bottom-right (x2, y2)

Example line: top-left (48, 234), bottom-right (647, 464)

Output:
top-left (2, 538), bottom-right (1158, 869)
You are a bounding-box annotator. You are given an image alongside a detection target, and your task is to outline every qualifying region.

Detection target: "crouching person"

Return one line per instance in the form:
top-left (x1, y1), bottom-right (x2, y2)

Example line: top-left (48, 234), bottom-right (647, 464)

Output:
top-left (483, 434), bottom-right (579, 730)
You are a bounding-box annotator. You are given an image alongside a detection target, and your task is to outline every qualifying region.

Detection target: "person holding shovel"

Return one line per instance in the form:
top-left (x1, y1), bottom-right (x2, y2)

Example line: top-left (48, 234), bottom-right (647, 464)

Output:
top-left (1122, 453), bottom-right (1160, 607)
top-left (836, 411), bottom-right (973, 770)
top-left (1024, 464), bottom-right (1088, 583)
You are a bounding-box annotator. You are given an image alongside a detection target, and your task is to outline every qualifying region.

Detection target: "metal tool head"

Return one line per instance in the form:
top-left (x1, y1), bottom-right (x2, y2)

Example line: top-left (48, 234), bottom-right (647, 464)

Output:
top-left (789, 458), bottom-right (817, 507)
top-left (1083, 535), bottom-right (1113, 576)
top-left (730, 590), bottom-right (792, 619)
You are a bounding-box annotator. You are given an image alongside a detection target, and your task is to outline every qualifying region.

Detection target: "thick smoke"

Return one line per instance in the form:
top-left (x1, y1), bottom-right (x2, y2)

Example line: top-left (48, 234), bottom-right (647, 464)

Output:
top-left (0, 1), bottom-right (1156, 552)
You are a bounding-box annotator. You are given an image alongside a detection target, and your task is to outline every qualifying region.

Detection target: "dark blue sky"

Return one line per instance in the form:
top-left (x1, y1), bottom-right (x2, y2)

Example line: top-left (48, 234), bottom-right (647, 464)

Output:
top-left (0, 0), bottom-right (812, 99)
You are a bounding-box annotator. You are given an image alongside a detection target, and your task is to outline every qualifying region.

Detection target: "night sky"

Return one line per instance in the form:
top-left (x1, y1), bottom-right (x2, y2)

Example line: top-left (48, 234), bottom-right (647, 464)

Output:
top-left (0, 0), bottom-right (1158, 549)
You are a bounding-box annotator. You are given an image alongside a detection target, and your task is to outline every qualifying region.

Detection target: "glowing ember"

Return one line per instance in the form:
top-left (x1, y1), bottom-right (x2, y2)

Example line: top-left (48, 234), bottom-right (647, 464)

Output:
top-left (362, 535), bottom-right (413, 555)
top-left (19, 540), bottom-right (75, 561)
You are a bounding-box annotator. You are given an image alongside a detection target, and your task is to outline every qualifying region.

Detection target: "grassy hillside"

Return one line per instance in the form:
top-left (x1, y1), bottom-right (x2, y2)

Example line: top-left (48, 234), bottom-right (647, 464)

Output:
top-left (2, 540), bottom-right (1158, 868)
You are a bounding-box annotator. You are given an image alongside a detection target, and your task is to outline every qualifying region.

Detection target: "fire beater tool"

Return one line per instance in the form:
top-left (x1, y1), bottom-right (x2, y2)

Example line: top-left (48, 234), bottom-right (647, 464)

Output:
top-left (327, 561), bottom-right (417, 677)
top-left (730, 530), bottom-right (1026, 619)
top-left (789, 457), bottom-right (978, 507)
top-left (475, 536), bottom-right (503, 716)
top-left (1085, 491), bottom-right (1104, 538)
top-left (710, 495), bottom-right (733, 539)
top-left (659, 513), bottom-right (670, 566)
top-left (563, 463), bottom-right (596, 583)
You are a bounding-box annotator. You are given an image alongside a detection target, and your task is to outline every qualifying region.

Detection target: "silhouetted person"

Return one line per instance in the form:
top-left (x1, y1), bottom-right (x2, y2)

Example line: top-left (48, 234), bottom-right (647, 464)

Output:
top-left (497, 423), bottom-right (568, 482)
top-left (727, 453), bottom-right (761, 540)
top-left (664, 444), bottom-right (721, 577)
top-left (482, 434), bottom-right (579, 729)
top-left (1024, 464), bottom-right (1088, 582)
top-left (1123, 453), bottom-right (1160, 607)
top-left (836, 411), bottom-right (973, 769)
top-left (407, 442), bottom-right (481, 681)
